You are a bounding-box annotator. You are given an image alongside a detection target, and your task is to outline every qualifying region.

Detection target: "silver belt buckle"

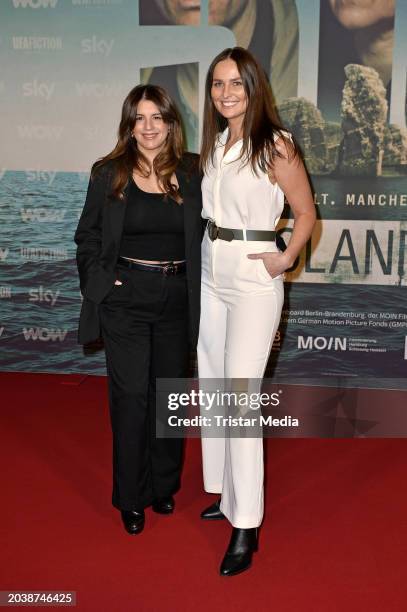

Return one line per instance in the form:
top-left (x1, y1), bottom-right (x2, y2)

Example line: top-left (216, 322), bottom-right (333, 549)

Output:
top-left (163, 263), bottom-right (176, 275)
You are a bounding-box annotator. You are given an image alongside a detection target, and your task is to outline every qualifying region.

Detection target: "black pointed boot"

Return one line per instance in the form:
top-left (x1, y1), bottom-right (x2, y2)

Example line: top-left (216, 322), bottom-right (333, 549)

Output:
top-left (200, 498), bottom-right (225, 520)
top-left (220, 527), bottom-right (258, 576)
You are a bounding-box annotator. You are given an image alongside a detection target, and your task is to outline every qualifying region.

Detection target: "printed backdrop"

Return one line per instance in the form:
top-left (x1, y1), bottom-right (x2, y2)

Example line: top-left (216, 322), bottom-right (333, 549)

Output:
top-left (0, 0), bottom-right (406, 393)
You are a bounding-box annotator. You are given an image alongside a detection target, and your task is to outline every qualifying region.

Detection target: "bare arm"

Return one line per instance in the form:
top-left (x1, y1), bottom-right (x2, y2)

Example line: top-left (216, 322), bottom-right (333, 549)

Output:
top-left (248, 138), bottom-right (316, 277)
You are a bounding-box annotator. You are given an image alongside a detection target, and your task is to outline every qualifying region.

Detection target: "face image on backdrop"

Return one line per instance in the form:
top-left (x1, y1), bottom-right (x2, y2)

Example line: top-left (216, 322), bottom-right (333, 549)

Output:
top-left (318, 0), bottom-right (396, 122)
top-left (139, 0), bottom-right (299, 152)
top-left (139, 0), bottom-right (201, 25)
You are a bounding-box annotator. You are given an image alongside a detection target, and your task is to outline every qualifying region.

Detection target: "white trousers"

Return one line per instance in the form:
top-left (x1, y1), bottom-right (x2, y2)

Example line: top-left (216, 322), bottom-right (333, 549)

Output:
top-left (197, 233), bottom-right (284, 528)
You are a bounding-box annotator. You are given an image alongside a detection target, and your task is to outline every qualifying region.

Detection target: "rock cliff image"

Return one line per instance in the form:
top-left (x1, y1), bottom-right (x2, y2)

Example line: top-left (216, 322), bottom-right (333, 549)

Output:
top-left (277, 64), bottom-right (407, 177)
top-left (278, 97), bottom-right (340, 174)
top-left (338, 64), bottom-right (388, 176)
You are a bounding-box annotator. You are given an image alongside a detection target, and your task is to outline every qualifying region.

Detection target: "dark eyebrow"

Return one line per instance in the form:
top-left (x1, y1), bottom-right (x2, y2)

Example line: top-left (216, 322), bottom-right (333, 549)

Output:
top-left (212, 77), bottom-right (242, 82)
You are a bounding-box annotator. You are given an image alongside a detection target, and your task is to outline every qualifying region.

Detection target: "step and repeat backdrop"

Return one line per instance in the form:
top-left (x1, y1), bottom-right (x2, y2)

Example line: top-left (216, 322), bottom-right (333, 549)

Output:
top-left (0, 0), bottom-right (406, 392)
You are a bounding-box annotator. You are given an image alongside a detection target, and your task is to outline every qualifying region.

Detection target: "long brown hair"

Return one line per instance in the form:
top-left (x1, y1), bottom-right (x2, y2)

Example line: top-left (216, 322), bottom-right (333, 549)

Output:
top-left (93, 84), bottom-right (184, 202)
top-left (200, 47), bottom-right (298, 174)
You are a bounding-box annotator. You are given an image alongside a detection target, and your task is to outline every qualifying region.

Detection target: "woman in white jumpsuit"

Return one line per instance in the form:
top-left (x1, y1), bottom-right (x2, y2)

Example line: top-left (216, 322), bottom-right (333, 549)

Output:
top-left (198, 47), bottom-right (316, 576)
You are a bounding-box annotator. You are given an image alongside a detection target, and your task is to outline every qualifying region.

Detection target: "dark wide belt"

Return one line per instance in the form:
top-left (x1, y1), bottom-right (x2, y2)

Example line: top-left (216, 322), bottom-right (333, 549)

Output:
top-left (118, 257), bottom-right (186, 275)
top-left (206, 220), bottom-right (276, 242)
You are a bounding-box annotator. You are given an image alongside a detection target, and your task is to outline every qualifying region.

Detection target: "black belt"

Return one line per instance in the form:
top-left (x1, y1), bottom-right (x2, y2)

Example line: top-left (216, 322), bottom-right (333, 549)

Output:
top-left (118, 257), bottom-right (186, 275)
top-left (206, 220), bottom-right (276, 242)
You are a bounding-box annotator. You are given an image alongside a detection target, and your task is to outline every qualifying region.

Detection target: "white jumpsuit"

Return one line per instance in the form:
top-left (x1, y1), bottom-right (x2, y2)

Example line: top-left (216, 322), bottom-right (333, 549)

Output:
top-left (198, 128), bottom-right (285, 528)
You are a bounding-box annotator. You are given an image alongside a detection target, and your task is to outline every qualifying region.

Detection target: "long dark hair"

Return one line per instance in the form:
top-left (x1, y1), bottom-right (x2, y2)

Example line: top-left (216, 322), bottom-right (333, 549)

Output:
top-left (200, 47), bottom-right (298, 173)
top-left (93, 84), bottom-right (184, 202)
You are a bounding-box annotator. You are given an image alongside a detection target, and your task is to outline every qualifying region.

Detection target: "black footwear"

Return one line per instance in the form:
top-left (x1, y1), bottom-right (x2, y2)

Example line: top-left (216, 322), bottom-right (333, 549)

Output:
top-left (200, 498), bottom-right (225, 520)
top-left (220, 528), bottom-right (258, 576)
top-left (120, 509), bottom-right (145, 535)
top-left (152, 496), bottom-right (174, 514)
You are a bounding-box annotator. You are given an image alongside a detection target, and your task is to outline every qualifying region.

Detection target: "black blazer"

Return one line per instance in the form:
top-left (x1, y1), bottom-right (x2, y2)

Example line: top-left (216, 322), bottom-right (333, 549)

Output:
top-left (74, 153), bottom-right (203, 347)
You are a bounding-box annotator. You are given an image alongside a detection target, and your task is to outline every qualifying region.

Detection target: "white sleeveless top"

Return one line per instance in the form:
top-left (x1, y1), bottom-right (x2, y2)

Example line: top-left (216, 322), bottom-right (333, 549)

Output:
top-left (201, 128), bottom-right (286, 231)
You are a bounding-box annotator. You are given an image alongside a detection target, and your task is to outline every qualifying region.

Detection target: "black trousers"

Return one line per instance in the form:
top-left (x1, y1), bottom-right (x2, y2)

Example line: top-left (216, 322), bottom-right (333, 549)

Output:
top-left (99, 262), bottom-right (189, 511)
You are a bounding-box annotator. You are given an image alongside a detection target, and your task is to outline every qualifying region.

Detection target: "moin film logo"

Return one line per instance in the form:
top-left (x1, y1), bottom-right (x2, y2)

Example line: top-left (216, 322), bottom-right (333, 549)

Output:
top-left (298, 336), bottom-right (347, 351)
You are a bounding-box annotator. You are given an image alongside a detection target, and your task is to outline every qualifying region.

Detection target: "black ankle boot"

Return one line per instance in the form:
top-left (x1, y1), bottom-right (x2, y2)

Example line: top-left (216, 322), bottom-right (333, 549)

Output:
top-left (220, 527), bottom-right (258, 576)
top-left (120, 509), bottom-right (145, 535)
top-left (200, 498), bottom-right (225, 520)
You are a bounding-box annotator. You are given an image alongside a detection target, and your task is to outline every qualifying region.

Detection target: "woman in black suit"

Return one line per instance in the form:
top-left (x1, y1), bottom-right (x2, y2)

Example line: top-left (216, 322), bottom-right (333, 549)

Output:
top-left (75, 84), bottom-right (202, 535)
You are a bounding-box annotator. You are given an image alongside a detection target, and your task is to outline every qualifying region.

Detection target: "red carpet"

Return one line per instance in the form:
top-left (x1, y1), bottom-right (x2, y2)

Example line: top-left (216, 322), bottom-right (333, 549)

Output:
top-left (1, 372), bottom-right (407, 611)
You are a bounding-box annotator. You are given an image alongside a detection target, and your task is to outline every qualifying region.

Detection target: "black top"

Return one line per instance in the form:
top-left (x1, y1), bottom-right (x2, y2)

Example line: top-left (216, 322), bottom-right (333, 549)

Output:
top-left (119, 179), bottom-right (185, 261)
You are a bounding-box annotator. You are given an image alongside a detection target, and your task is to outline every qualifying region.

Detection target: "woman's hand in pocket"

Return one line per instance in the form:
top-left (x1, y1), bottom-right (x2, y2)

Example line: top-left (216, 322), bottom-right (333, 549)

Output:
top-left (247, 251), bottom-right (292, 278)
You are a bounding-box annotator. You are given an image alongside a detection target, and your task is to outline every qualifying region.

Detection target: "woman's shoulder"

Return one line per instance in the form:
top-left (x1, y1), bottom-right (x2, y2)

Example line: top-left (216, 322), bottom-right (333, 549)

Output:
top-left (273, 128), bottom-right (293, 143)
top-left (272, 129), bottom-right (297, 160)
top-left (90, 158), bottom-right (117, 183)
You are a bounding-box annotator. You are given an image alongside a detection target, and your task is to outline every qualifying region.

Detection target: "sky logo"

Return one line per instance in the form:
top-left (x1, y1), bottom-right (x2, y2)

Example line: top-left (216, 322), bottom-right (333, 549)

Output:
top-left (25, 170), bottom-right (57, 185)
top-left (81, 36), bottom-right (114, 57)
top-left (28, 287), bottom-right (60, 306)
top-left (23, 79), bottom-right (55, 101)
